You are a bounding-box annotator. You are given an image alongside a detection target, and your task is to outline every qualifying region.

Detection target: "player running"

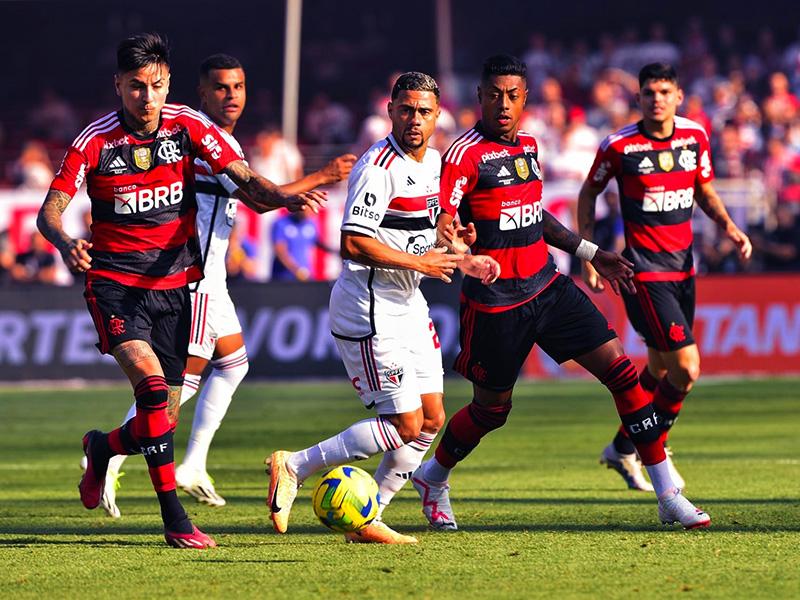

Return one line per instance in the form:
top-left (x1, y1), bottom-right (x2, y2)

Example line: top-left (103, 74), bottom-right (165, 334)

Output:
top-left (38, 33), bottom-right (325, 548)
top-left (266, 72), bottom-right (499, 544)
top-left (411, 55), bottom-right (710, 531)
top-left (577, 63), bottom-right (751, 491)
top-left (93, 54), bottom-right (355, 517)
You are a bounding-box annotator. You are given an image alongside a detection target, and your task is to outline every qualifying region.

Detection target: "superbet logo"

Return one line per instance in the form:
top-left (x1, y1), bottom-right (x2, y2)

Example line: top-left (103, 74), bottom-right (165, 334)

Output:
top-left (114, 182), bottom-right (184, 214)
top-left (448, 176), bottom-right (468, 209)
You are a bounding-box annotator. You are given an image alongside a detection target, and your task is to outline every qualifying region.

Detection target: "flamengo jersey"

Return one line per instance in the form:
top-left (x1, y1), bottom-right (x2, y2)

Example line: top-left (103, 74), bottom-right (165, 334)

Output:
top-left (50, 104), bottom-right (241, 289)
top-left (330, 134), bottom-right (441, 340)
top-left (440, 121), bottom-right (557, 312)
top-left (192, 115), bottom-right (246, 293)
top-left (587, 117), bottom-right (714, 279)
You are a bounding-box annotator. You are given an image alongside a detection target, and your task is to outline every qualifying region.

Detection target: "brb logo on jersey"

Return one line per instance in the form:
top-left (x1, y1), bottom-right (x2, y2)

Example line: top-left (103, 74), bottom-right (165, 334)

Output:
top-left (642, 186), bottom-right (694, 212)
top-left (114, 182), bottom-right (184, 214)
top-left (499, 199), bottom-right (543, 231)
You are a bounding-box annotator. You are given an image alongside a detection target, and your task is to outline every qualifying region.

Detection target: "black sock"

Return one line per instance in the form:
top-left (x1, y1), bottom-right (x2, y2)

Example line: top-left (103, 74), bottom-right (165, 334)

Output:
top-left (612, 429), bottom-right (636, 455)
top-left (158, 490), bottom-right (191, 533)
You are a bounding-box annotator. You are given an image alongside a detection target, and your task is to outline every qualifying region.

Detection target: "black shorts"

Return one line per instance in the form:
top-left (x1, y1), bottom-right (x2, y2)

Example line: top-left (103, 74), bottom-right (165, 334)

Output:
top-left (622, 278), bottom-right (696, 352)
top-left (84, 279), bottom-right (191, 385)
top-left (454, 275), bottom-right (618, 392)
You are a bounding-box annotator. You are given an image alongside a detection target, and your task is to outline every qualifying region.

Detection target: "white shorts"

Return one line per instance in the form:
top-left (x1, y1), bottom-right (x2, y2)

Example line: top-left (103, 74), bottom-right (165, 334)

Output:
top-left (334, 303), bottom-right (443, 415)
top-left (188, 291), bottom-right (243, 360)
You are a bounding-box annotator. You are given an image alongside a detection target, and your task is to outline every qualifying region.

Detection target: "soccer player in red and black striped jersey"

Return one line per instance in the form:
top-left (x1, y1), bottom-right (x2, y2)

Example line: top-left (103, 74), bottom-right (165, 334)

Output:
top-left (411, 55), bottom-right (711, 530)
top-left (37, 33), bottom-right (325, 549)
top-left (578, 63), bottom-right (751, 492)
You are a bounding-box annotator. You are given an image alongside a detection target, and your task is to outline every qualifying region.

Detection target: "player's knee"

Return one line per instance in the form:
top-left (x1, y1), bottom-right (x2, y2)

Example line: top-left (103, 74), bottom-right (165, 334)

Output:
top-left (392, 411), bottom-right (424, 444)
top-left (422, 409), bottom-right (446, 434)
top-left (671, 360), bottom-right (699, 389)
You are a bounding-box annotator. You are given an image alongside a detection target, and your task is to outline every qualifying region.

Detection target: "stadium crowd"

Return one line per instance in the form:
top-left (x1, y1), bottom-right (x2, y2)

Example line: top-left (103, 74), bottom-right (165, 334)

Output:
top-left (3, 18), bottom-right (800, 285)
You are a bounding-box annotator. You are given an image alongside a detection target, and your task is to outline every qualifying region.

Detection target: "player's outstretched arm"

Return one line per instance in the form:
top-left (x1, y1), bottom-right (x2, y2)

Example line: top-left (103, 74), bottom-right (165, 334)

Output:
top-left (280, 154), bottom-right (357, 195)
top-left (542, 210), bottom-right (635, 296)
top-left (37, 189), bottom-right (92, 273)
top-left (577, 181), bottom-right (605, 293)
top-left (222, 160), bottom-right (327, 214)
top-left (696, 181), bottom-right (752, 260)
top-left (342, 231), bottom-right (463, 283)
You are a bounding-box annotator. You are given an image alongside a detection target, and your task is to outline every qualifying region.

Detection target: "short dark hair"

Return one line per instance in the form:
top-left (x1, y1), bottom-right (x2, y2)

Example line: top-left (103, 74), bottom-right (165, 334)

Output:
top-left (199, 54), bottom-right (243, 80)
top-left (117, 32), bottom-right (170, 75)
top-left (391, 72), bottom-right (440, 101)
top-left (481, 55), bottom-right (527, 85)
top-left (639, 62), bottom-right (679, 88)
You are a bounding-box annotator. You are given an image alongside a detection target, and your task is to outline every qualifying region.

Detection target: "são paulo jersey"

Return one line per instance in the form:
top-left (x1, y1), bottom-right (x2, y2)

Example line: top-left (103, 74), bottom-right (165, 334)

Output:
top-left (440, 121), bottom-right (558, 312)
top-left (587, 117), bottom-right (714, 279)
top-left (50, 104), bottom-right (241, 289)
top-left (192, 115), bottom-right (246, 293)
top-left (330, 134), bottom-right (441, 340)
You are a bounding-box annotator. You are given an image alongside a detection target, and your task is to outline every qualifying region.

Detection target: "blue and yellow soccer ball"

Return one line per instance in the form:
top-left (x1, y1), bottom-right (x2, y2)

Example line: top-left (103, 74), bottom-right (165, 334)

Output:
top-left (311, 465), bottom-right (380, 533)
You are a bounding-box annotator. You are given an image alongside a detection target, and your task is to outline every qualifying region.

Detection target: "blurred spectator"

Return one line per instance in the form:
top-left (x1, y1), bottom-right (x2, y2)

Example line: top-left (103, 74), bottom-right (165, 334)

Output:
top-left (712, 123), bottom-right (746, 179)
top-left (249, 126), bottom-right (304, 185)
top-left (226, 224), bottom-right (259, 282)
top-left (303, 93), bottom-right (354, 144)
top-left (683, 94), bottom-right (712, 135)
top-left (29, 89), bottom-right (78, 144)
top-left (11, 231), bottom-right (57, 284)
top-left (689, 56), bottom-right (726, 106)
top-left (270, 211), bottom-right (334, 281)
top-left (9, 141), bottom-right (55, 189)
top-left (762, 72), bottom-right (799, 138)
top-left (680, 17), bottom-right (710, 82)
top-left (522, 32), bottom-right (558, 101)
top-left (636, 22), bottom-right (681, 67)
top-left (549, 106), bottom-right (599, 180)
top-left (762, 137), bottom-right (797, 200)
top-left (751, 204), bottom-right (800, 271)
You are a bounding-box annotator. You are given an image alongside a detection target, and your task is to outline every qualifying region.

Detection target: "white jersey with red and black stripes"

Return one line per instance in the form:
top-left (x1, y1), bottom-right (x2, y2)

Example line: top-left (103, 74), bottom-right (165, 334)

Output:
top-left (192, 115), bottom-right (246, 294)
top-left (330, 134), bottom-right (441, 340)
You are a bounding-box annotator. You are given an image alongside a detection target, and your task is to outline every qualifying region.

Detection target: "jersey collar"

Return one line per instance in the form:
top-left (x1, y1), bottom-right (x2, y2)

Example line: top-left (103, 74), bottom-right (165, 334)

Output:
top-left (117, 109), bottom-right (164, 142)
top-left (637, 119), bottom-right (676, 142)
top-left (475, 120), bottom-right (521, 147)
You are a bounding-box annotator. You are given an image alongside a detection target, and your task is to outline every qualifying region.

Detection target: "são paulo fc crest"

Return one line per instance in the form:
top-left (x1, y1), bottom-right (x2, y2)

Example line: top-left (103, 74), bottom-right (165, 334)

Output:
top-left (658, 151), bottom-right (674, 172)
top-left (427, 196), bottom-right (440, 225)
top-left (384, 366), bottom-right (404, 388)
top-left (133, 147), bottom-right (152, 170)
top-left (514, 157), bottom-right (530, 180)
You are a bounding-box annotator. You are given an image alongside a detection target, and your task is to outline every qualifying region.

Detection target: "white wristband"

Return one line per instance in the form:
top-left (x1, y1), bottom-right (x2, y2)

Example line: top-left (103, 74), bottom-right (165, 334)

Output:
top-left (576, 239), bottom-right (599, 262)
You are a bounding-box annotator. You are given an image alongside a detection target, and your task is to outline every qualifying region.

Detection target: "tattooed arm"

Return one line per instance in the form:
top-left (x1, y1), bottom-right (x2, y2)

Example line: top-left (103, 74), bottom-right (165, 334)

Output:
top-left (696, 181), bottom-right (752, 259)
top-left (166, 384), bottom-right (182, 427)
top-left (576, 181), bottom-right (607, 292)
top-left (543, 210), bottom-right (635, 296)
top-left (221, 160), bottom-right (327, 214)
top-left (37, 189), bottom-right (93, 273)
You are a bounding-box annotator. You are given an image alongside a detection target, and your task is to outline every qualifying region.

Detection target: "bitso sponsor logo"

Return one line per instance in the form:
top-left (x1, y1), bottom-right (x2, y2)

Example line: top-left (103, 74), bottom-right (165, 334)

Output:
top-left (642, 187), bottom-right (694, 212)
top-left (114, 182), bottom-right (184, 214)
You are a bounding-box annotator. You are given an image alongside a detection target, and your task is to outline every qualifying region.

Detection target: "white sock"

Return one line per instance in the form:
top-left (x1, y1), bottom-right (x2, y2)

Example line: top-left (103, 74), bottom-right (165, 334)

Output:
top-left (181, 373), bottom-right (202, 406)
top-left (374, 431), bottom-right (436, 506)
top-left (645, 460), bottom-right (676, 497)
top-left (287, 417), bottom-right (404, 483)
top-left (182, 348), bottom-right (248, 472)
top-left (422, 456), bottom-right (451, 484)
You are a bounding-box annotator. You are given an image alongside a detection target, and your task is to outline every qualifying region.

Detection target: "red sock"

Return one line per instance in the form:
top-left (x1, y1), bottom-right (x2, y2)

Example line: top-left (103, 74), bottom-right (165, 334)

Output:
top-left (434, 401), bottom-right (511, 468)
top-left (653, 377), bottom-right (688, 444)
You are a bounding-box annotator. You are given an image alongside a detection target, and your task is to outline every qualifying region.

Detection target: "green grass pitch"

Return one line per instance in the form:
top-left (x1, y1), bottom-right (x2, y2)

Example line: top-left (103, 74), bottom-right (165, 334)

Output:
top-left (1, 378), bottom-right (798, 599)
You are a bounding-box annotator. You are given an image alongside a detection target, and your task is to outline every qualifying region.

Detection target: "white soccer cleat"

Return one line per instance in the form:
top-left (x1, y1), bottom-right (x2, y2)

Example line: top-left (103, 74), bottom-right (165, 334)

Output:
top-left (175, 464), bottom-right (226, 508)
top-left (411, 463), bottom-right (457, 531)
top-left (80, 454), bottom-right (122, 518)
top-left (663, 446), bottom-right (686, 489)
top-left (657, 488), bottom-right (710, 529)
top-left (600, 442), bottom-right (654, 492)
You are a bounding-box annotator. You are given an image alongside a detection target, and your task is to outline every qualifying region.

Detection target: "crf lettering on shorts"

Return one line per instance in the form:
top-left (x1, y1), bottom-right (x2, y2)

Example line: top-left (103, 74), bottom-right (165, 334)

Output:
top-left (499, 200), bottom-right (543, 231)
top-left (114, 181), bottom-right (184, 214)
top-left (642, 187), bottom-right (694, 212)
top-left (141, 443), bottom-right (169, 455)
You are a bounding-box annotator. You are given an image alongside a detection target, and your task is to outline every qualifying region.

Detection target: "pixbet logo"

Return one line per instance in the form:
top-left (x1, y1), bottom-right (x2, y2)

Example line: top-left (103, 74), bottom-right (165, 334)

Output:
top-left (114, 182), bottom-right (184, 214)
top-left (480, 149), bottom-right (510, 163)
top-left (499, 200), bottom-right (543, 231)
top-left (642, 186), bottom-right (694, 212)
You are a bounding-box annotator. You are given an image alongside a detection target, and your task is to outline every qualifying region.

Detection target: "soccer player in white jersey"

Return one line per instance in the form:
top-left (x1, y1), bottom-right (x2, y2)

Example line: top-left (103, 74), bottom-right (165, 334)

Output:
top-left (266, 72), bottom-right (500, 543)
top-left (93, 54), bottom-right (356, 517)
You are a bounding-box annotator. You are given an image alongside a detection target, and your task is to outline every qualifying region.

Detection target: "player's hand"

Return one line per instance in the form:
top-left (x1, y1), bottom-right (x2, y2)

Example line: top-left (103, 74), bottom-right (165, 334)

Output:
top-left (727, 224), bottom-right (752, 260)
top-left (61, 238), bottom-right (93, 274)
top-left (465, 254), bottom-right (501, 284)
top-left (288, 189), bottom-right (327, 213)
top-left (590, 249), bottom-right (636, 296)
top-left (320, 154), bottom-right (357, 184)
top-left (419, 247), bottom-right (464, 283)
top-left (581, 260), bottom-right (605, 293)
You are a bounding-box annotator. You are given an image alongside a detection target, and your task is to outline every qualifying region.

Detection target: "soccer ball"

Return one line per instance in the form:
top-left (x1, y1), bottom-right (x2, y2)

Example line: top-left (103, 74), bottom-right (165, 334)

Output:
top-left (311, 465), bottom-right (380, 533)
